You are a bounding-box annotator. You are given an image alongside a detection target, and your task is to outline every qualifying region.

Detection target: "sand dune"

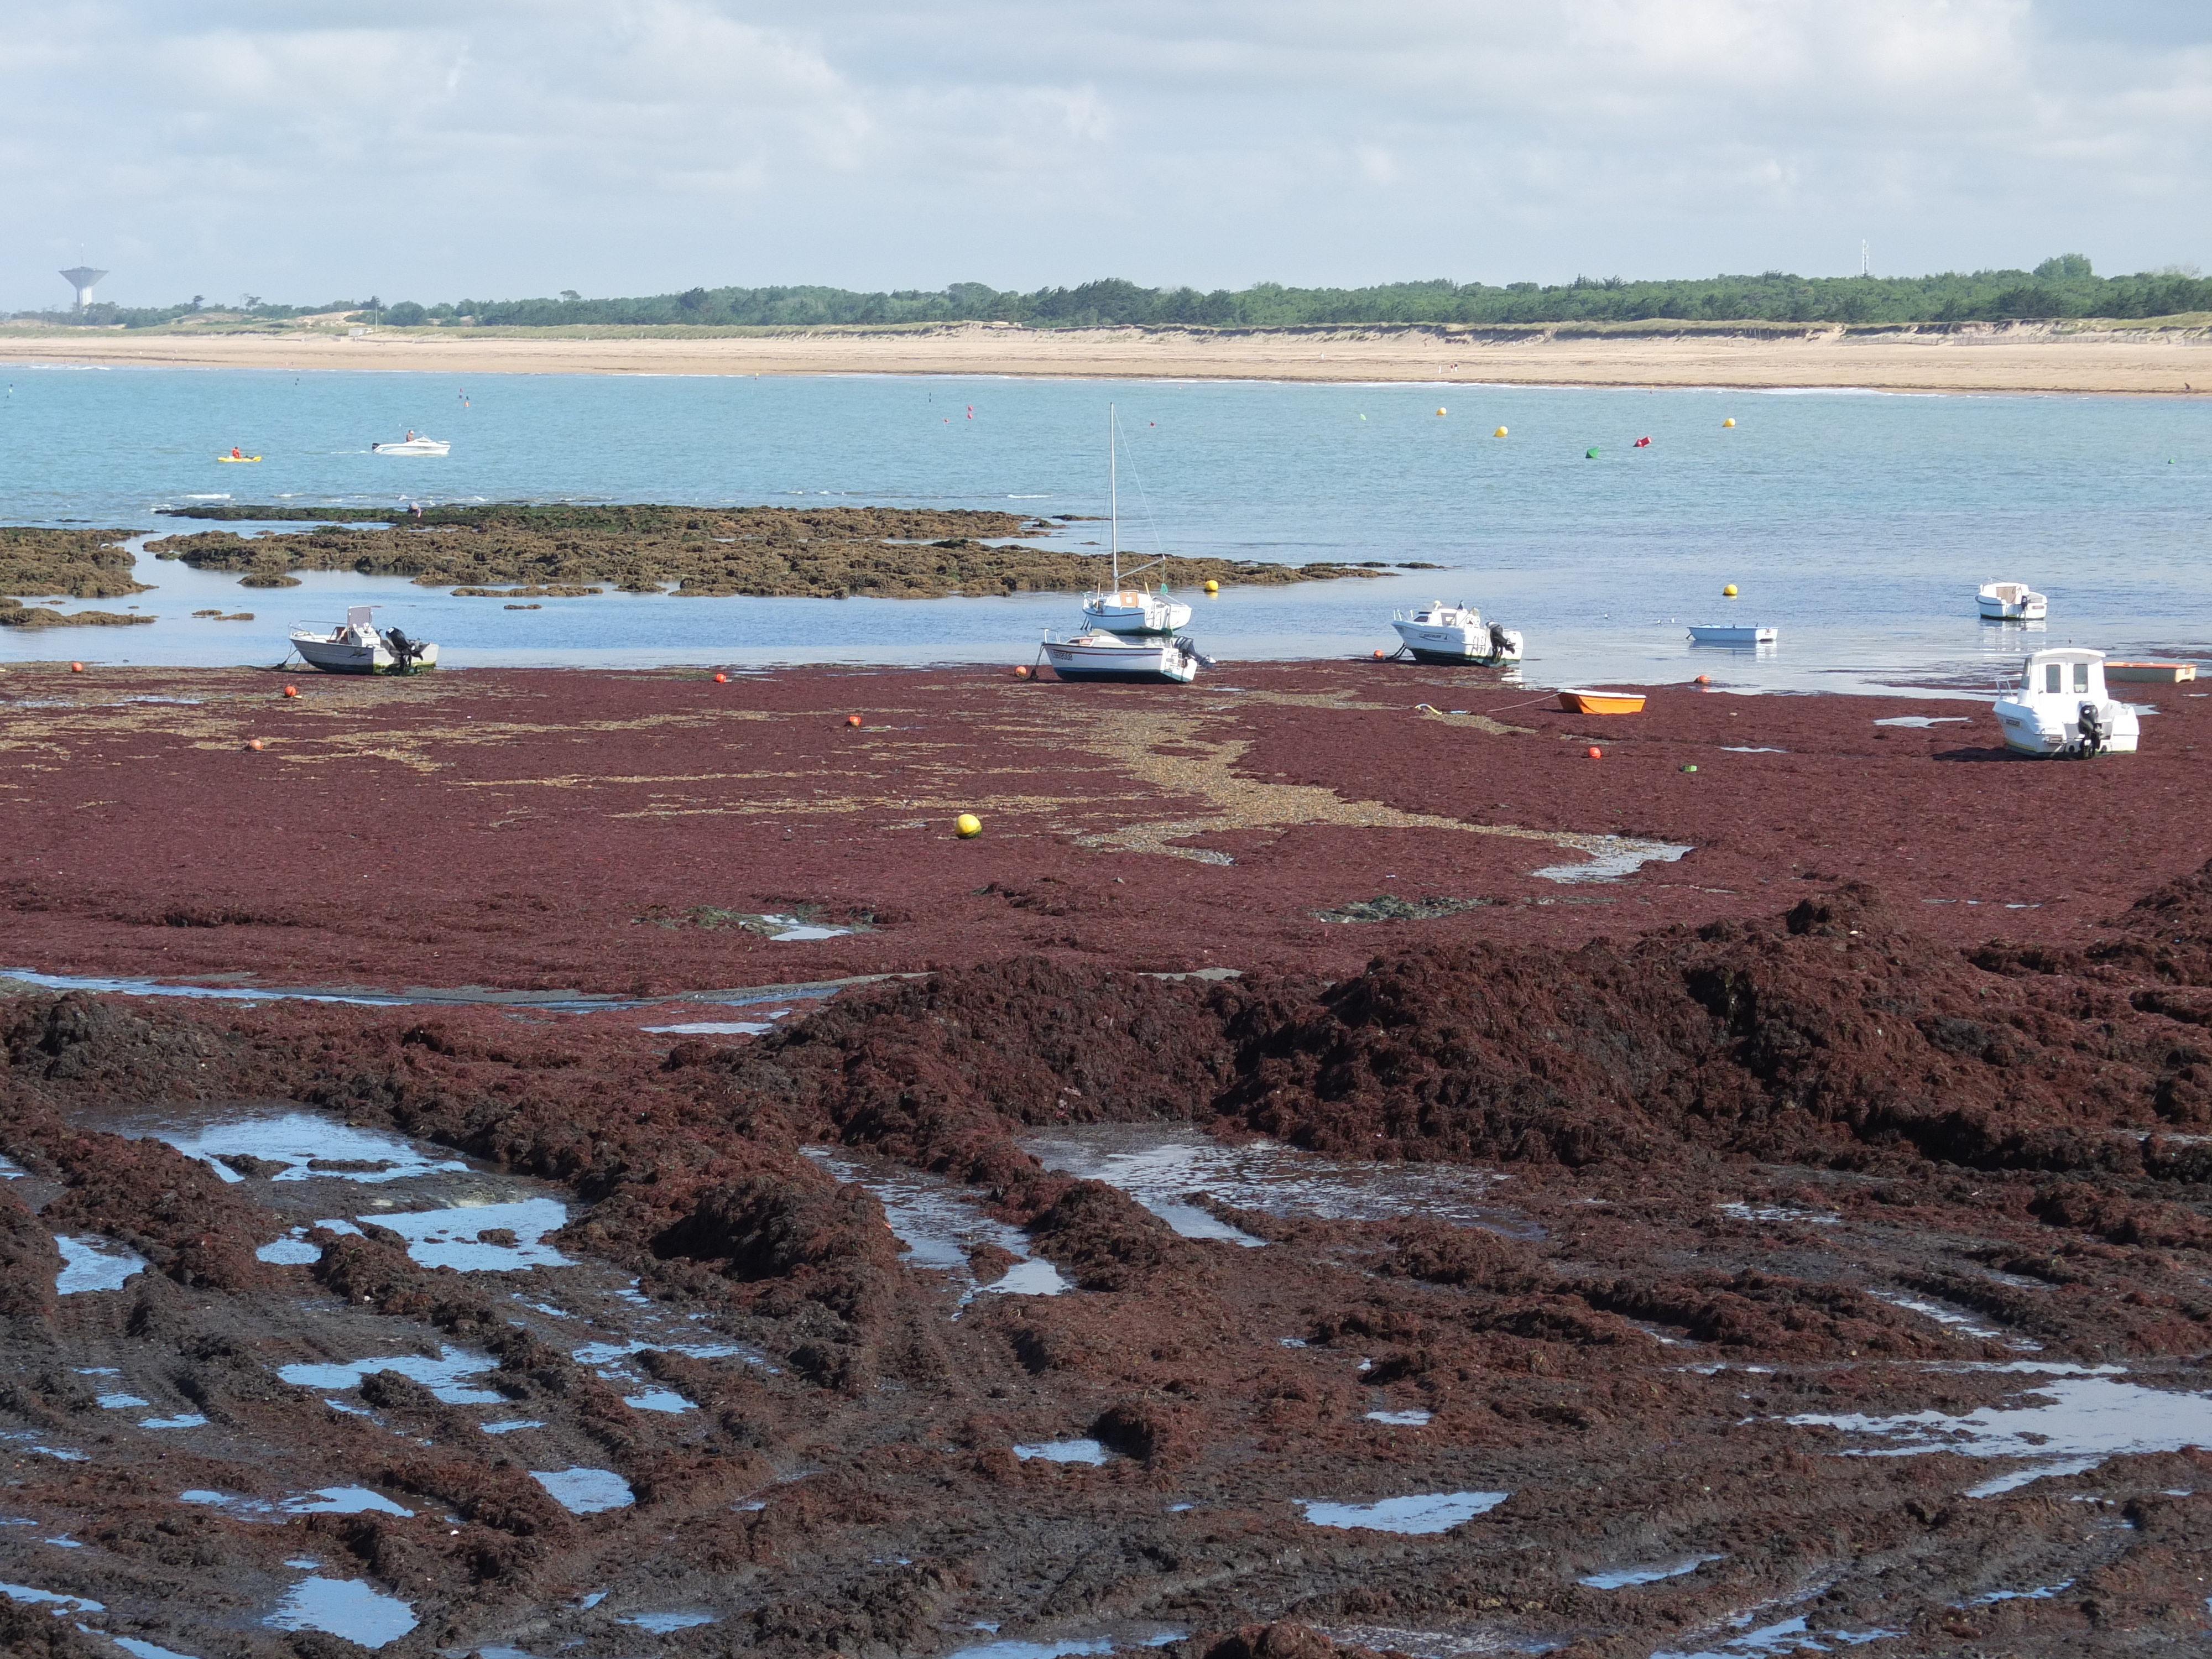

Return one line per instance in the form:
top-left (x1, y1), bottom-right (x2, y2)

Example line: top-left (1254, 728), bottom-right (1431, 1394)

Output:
top-left (6, 319), bottom-right (2210, 393)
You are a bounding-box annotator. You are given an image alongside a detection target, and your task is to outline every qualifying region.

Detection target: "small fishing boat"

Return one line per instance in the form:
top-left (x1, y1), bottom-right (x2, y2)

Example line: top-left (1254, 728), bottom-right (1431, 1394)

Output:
top-left (2104, 661), bottom-right (2197, 685)
top-left (1080, 405), bottom-right (1191, 634)
top-left (1391, 602), bottom-right (1525, 665)
top-left (1992, 647), bottom-right (2138, 757)
top-left (1040, 630), bottom-right (1205, 685)
top-left (371, 432), bottom-right (451, 457)
top-left (289, 606), bottom-right (439, 675)
top-left (1557, 688), bottom-right (1647, 716)
top-left (1978, 581), bottom-right (2047, 621)
top-left (216, 453), bottom-right (263, 463)
top-left (1687, 624), bottom-right (1776, 646)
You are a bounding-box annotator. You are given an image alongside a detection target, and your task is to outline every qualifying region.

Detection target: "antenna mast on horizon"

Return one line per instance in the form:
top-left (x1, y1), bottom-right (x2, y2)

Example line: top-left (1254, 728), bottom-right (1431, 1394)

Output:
top-left (1859, 240), bottom-right (1872, 278)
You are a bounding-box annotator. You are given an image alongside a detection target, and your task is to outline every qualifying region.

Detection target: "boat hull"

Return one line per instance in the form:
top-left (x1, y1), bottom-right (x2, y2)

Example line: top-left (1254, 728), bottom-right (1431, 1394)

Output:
top-left (1993, 697), bottom-right (2138, 756)
top-left (1391, 620), bottom-right (1523, 665)
top-left (371, 440), bottom-right (451, 457)
top-left (1042, 638), bottom-right (1198, 684)
top-left (1977, 585), bottom-right (2047, 620)
top-left (1557, 690), bottom-right (1647, 716)
top-left (1687, 625), bottom-right (1776, 646)
top-left (291, 635), bottom-right (440, 675)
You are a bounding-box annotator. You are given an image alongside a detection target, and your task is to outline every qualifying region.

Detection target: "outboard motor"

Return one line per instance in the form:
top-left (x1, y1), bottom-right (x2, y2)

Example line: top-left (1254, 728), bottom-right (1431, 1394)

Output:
top-left (1488, 621), bottom-right (1511, 660)
top-left (384, 626), bottom-right (422, 674)
top-left (2077, 700), bottom-right (2107, 757)
top-left (1172, 635), bottom-right (1218, 670)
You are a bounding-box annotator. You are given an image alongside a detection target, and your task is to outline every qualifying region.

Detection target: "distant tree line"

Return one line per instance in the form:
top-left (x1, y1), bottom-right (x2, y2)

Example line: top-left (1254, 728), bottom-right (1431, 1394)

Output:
top-left (13, 257), bottom-right (2211, 330)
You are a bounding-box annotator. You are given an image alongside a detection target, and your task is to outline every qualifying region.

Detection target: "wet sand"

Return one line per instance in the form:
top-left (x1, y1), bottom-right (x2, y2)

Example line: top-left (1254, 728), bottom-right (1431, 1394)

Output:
top-left (6, 321), bottom-right (2211, 394)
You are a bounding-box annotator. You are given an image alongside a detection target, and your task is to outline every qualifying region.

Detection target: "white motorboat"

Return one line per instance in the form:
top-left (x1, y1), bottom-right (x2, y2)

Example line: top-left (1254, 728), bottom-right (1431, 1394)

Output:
top-left (1390, 602), bottom-right (1524, 665)
top-left (289, 605), bottom-right (439, 675)
top-left (1041, 630), bottom-right (1204, 684)
top-left (1992, 646), bottom-right (2138, 757)
top-left (1978, 581), bottom-right (2047, 621)
top-left (1079, 405), bottom-right (1191, 635)
top-left (1688, 623), bottom-right (1777, 646)
top-left (371, 432), bottom-right (451, 457)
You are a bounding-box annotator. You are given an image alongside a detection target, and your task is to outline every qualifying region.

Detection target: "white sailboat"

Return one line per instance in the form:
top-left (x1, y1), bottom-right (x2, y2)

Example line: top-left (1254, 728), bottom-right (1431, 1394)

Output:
top-left (1079, 405), bottom-right (1192, 635)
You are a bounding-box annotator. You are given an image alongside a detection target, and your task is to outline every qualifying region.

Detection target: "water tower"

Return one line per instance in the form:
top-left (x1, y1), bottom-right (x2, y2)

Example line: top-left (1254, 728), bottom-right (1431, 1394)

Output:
top-left (59, 267), bottom-right (108, 311)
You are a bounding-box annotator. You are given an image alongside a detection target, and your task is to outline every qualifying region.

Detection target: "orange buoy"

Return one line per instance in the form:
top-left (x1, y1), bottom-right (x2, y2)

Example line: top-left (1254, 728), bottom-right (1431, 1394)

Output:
top-left (247, 738), bottom-right (265, 752)
top-left (1585, 746), bottom-right (1602, 760)
top-left (1693, 673), bottom-right (1710, 685)
top-left (846, 714), bottom-right (862, 728)
top-left (1014, 664), bottom-right (1031, 679)
top-left (713, 671), bottom-right (728, 684)
top-left (1373, 648), bottom-right (1388, 659)
top-left (69, 661), bottom-right (84, 674)
top-left (283, 684), bottom-right (299, 698)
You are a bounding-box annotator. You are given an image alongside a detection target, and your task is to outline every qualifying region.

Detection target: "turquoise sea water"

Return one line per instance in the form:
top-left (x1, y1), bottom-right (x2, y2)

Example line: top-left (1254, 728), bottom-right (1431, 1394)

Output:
top-left (2, 363), bottom-right (2206, 693)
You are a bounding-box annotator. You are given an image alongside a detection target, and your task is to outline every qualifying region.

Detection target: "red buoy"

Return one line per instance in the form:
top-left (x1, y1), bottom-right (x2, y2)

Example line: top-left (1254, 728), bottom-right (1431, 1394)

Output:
top-left (846, 714), bottom-right (862, 728)
top-left (69, 661), bottom-right (84, 674)
top-left (713, 671), bottom-right (728, 684)
top-left (1373, 648), bottom-right (1386, 659)
top-left (1586, 745), bottom-right (1602, 760)
top-left (1634, 436), bottom-right (1652, 448)
top-left (283, 684), bottom-right (299, 698)
top-left (1014, 665), bottom-right (1031, 679)
top-left (247, 738), bottom-right (265, 752)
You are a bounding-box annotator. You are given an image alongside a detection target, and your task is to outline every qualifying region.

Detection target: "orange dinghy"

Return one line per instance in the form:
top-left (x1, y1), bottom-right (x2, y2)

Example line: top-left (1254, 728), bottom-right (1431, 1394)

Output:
top-left (1557, 688), bottom-right (1647, 716)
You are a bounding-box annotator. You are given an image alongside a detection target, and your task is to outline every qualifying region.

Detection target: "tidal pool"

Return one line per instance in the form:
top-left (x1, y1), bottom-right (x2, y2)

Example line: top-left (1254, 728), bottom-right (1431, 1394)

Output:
top-left (805, 1148), bottom-right (1073, 1302)
top-left (54, 1234), bottom-right (147, 1294)
top-left (156, 1112), bottom-right (468, 1184)
top-left (530, 1467), bottom-right (635, 1514)
top-left (265, 1576), bottom-right (418, 1649)
top-left (1295, 1491), bottom-right (1509, 1533)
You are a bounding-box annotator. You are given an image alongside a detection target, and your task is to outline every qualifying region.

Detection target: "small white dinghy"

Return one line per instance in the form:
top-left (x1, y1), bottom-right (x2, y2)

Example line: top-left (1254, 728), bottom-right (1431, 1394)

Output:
top-left (290, 605), bottom-right (439, 675)
top-left (1041, 630), bottom-right (1205, 685)
top-left (1978, 581), bottom-right (2047, 621)
top-left (371, 431), bottom-right (451, 457)
top-left (1688, 624), bottom-right (1777, 646)
top-left (1993, 646), bottom-right (2138, 757)
top-left (1390, 602), bottom-right (1524, 665)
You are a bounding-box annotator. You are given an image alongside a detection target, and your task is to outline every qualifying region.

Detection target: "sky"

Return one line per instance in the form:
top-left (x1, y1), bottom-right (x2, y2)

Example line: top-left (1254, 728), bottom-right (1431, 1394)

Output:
top-left (2, 0), bottom-right (2208, 310)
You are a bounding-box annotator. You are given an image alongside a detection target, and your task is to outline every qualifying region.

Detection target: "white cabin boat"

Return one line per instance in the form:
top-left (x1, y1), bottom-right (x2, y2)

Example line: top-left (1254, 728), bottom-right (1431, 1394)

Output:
top-left (1390, 602), bottom-right (1525, 665)
top-left (290, 605), bottom-right (439, 675)
top-left (1079, 405), bottom-right (1190, 635)
top-left (1688, 624), bottom-right (1777, 646)
top-left (1978, 581), bottom-right (2047, 621)
top-left (1041, 631), bottom-right (1203, 685)
top-left (1992, 647), bottom-right (2138, 757)
top-left (371, 432), bottom-right (451, 457)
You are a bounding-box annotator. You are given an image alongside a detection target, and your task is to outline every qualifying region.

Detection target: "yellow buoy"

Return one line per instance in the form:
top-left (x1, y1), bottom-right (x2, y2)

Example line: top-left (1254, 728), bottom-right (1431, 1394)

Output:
top-left (1435, 407), bottom-right (1447, 417)
top-left (1722, 418), bottom-right (1737, 427)
top-left (1203, 580), bottom-right (1219, 594)
top-left (1493, 426), bottom-right (1508, 438)
top-left (955, 813), bottom-right (982, 839)
top-left (1722, 583), bottom-right (1739, 598)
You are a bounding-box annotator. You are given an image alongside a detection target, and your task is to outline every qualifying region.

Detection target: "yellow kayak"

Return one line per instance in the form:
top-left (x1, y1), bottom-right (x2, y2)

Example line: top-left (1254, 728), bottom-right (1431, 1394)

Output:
top-left (217, 454), bottom-right (263, 463)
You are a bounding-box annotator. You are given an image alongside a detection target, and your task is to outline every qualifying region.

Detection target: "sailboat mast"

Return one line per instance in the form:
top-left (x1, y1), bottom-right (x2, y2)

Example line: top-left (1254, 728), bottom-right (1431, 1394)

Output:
top-left (1108, 403), bottom-right (1119, 589)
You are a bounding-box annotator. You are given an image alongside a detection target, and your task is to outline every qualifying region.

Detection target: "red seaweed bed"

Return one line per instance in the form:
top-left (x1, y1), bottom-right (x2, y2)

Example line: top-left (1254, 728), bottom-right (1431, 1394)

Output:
top-left (1, 661), bottom-right (2210, 1658)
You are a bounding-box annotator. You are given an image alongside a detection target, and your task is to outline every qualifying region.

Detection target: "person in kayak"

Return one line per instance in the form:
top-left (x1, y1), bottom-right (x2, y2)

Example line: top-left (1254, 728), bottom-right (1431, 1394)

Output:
top-left (230, 446), bottom-right (243, 459)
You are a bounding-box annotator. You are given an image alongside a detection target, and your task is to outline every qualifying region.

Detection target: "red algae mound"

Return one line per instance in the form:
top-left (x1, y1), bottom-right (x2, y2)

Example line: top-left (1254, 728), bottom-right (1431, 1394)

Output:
top-left (4, 859), bottom-right (2212, 1651)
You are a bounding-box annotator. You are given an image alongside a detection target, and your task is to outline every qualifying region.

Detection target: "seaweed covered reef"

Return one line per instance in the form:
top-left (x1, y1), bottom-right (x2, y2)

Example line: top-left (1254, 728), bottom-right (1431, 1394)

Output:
top-left (4, 865), bottom-right (2212, 1656)
top-left (0, 528), bottom-right (154, 599)
top-left (143, 503), bottom-right (1388, 598)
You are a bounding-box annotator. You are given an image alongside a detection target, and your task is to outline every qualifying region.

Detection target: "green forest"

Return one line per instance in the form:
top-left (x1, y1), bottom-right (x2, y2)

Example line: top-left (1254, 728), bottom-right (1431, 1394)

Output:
top-left (15, 255), bottom-right (2210, 330)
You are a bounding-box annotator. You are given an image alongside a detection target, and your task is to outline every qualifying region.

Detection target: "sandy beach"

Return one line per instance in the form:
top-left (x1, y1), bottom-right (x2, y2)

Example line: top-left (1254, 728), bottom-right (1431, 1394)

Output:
top-left (6, 320), bottom-right (2210, 394)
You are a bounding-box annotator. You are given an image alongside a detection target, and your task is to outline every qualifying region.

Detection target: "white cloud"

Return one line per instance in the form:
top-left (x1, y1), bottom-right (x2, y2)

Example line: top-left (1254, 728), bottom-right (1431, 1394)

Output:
top-left (0, 0), bottom-right (2205, 306)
